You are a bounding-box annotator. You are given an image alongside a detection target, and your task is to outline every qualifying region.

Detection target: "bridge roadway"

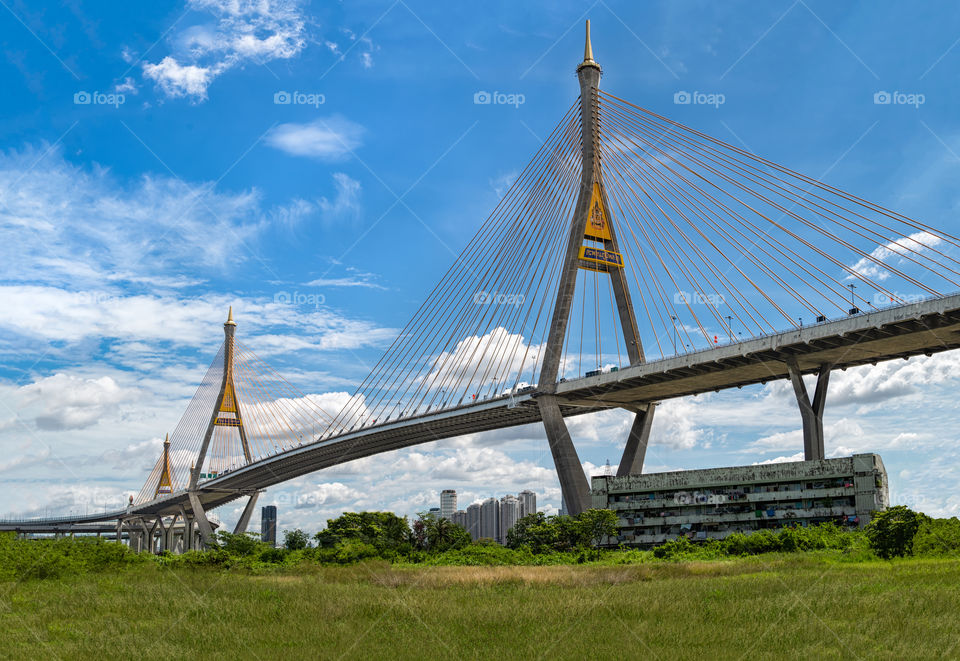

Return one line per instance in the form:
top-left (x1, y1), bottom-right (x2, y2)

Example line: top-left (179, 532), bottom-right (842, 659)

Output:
top-left (5, 292), bottom-right (960, 527)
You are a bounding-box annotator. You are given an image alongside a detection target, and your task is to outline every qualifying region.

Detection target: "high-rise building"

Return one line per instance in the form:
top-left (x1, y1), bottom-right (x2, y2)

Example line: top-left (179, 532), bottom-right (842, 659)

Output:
top-left (427, 507), bottom-right (441, 520)
top-left (480, 497), bottom-right (500, 541)
top-left (452, 509), bottom-right (467, 530)
top-left (499, 495), bottom-right (520, 543)
top-left (260, 505), bottom-right (277, 546)
top-left (518, 490), bottom-right (537, 519)
top-left (440, 489), bottom-right (457, 520)
top-left (466, 502), bottom-right (482, 541)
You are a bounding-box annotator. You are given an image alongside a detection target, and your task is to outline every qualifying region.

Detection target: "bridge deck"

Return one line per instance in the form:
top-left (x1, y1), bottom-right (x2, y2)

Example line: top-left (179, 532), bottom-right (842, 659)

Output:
top-left (8, 294), bottom-right (960, 522)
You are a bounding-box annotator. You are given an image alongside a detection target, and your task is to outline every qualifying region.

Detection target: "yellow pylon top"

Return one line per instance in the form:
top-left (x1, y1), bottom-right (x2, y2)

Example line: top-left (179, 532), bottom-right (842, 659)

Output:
top-left (225, 306), bottom-right (236, 327)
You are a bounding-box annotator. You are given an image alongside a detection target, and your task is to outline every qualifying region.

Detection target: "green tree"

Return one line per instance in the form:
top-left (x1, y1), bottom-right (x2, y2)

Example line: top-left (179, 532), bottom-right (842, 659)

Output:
top-left (428, 517), bottom-right (471, 552)
top-left (578, 508), bottom-right (618, 556)
top-left (911, 517), bottom-right (960, 556)
top-left (213, 531), bottom-right (263, 556)
top-left (865, 506), bottom-right (929, 559)
top-left (314, 511), bottom-right (412, 553)
top-left (411, 512), bottom-right (471, 552)
top-left (283, 528), bottom-right (310, 551)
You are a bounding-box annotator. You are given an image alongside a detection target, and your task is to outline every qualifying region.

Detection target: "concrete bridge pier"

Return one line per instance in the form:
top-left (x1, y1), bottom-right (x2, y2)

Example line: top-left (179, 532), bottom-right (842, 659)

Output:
top-left (617, 403), bottom-right (657, 476)
top-left (786, 358), bottom-right (832, 461)
top-left (233, 492), bottom-right (260, 535)
top-left (539, 396), bottom-right (591, 515)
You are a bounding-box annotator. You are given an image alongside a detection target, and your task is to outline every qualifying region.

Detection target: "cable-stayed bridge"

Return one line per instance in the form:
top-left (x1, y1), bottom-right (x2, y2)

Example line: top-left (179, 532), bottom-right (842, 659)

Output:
top-left (5, 21), bottom-right (960, 550)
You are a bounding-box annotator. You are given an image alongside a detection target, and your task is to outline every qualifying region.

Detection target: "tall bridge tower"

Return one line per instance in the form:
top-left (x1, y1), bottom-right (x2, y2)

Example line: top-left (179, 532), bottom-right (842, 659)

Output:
top-left (185, 307), bottom-right (259, 544)
top-left (538, 21), bottom-right (657, 515)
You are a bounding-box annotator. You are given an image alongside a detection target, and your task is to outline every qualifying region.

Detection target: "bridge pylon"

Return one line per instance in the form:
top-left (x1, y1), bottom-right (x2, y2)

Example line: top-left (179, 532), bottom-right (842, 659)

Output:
top-left (153, 433), bottom-right (174, 498)
top-left (537, 20), bottom-right (658, 516)
top-left (186, 307), bottom-right (257, 544)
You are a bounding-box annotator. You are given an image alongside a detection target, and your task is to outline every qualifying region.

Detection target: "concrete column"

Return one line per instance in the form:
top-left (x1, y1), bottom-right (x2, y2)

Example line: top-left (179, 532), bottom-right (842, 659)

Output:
top-left (617, 403), bottom-right (657, 476)
top-left (538, 48), bottom-right (603, 390)
top-left (786, 358), bottom-right (831, 461)
top-left (164, 513), bottom-right (179, 552)
top-left (538, 395), bottom-right (590, 516)
top-left (233, 492), bottom-right (260, 534)
top-left (155, 517), bottom-right (167, 553)
top-left (187, 491), bottom-right (215, 547)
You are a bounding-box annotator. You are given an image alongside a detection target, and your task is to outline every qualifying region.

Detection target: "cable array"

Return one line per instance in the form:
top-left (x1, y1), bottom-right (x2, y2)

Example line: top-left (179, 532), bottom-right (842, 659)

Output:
top-left (137, 88), bottom-right (960, 501)
top-left (136, 340), bottom-right (335, 503)
top-left (323, 92), bottom-right (960, 435)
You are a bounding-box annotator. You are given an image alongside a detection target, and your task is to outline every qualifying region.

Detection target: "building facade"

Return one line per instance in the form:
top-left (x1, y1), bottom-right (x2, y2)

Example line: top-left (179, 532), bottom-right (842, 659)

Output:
top-left (518, 490), bottom-right (536, 519)
top-left (480, 497), bottom-right (500, 542)
top-left (591, 454), bottom-right (889, 547)
top-left (440, 489), bottom-right (457, 520)
top-left (260, 505), bottom-right (277, 546)
top-left (499, 495), bottom-right (520, 543)
top-left (466, 502), bottom-right (482, 541)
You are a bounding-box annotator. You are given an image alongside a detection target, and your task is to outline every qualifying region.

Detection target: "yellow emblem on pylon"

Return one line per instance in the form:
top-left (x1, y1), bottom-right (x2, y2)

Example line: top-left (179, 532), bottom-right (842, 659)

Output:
top-left (220, 381), bottom-right (236, 413)
top-left (584, 182), bottom-right (612, 241)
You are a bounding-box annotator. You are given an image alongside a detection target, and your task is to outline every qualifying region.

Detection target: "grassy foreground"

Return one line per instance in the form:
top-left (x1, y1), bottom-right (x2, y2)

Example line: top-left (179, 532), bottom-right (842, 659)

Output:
top-left (1, 554), bottom-right (958, 660)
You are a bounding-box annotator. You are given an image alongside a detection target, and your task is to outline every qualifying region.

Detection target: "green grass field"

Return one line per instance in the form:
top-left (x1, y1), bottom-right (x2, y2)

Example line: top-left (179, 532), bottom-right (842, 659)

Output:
top-left (1, 554), bottom-right (958, 660)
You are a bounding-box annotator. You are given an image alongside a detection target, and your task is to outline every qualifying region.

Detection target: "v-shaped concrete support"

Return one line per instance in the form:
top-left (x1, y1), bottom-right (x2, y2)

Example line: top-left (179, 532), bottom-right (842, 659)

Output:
top-left (786, 357), bottom-right (832, 461)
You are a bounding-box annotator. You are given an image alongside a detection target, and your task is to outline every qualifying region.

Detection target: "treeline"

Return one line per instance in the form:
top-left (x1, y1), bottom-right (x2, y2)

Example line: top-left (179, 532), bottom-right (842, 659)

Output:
top-left (1, 506), bottom-right (958, 580)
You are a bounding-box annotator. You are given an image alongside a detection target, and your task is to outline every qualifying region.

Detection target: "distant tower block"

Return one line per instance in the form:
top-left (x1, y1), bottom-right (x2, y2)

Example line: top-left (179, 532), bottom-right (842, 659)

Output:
top-left (440, 489), bottom-right (457, 520)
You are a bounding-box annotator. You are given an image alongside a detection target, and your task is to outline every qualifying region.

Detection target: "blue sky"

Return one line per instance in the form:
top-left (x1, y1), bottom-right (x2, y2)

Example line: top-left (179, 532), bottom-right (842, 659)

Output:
top-left (2, 0), bottom-right (960, 533)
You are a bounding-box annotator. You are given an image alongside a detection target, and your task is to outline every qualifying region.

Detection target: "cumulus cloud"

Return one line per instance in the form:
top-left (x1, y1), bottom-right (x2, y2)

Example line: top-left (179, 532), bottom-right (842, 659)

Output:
top-left (18, 374), bottom-right (138, 431)
top-left (265, 117), bottom-right (365, 160)
top-left (142, 0), bottom-right (307, 100)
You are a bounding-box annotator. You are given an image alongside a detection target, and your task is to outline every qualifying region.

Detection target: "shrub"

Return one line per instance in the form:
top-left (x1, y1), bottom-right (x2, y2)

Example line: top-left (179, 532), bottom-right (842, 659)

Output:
top-left (913, 517), bottom-right (960, 557)
top-left (865, 506), bottom-right (930, 559)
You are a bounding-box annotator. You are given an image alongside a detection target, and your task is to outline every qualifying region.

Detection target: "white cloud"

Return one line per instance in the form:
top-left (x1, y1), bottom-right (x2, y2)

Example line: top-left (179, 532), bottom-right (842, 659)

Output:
top-left (318, 173), bottom-right (362, 222)
top-left (143, 57), bottom-right (215, 99)
top-left (114, 77), bottom-right (138, 95)
top-left (265, 117), bottom-right (365, 160)
top-left (18, 374), bottom-right (139, 431)
top-left (142, 0), bottom-right (307, 100)
top-left (848, 230), bottom-right (943, 283)
top-left (0, 144), bottom-right (269, 288)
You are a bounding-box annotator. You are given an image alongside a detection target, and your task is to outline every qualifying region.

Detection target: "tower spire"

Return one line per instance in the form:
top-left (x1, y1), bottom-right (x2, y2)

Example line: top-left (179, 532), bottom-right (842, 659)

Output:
top-left (225, 306), bottom-right (236, 327)
top-left (578, 19), bottom-right (600, 72)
